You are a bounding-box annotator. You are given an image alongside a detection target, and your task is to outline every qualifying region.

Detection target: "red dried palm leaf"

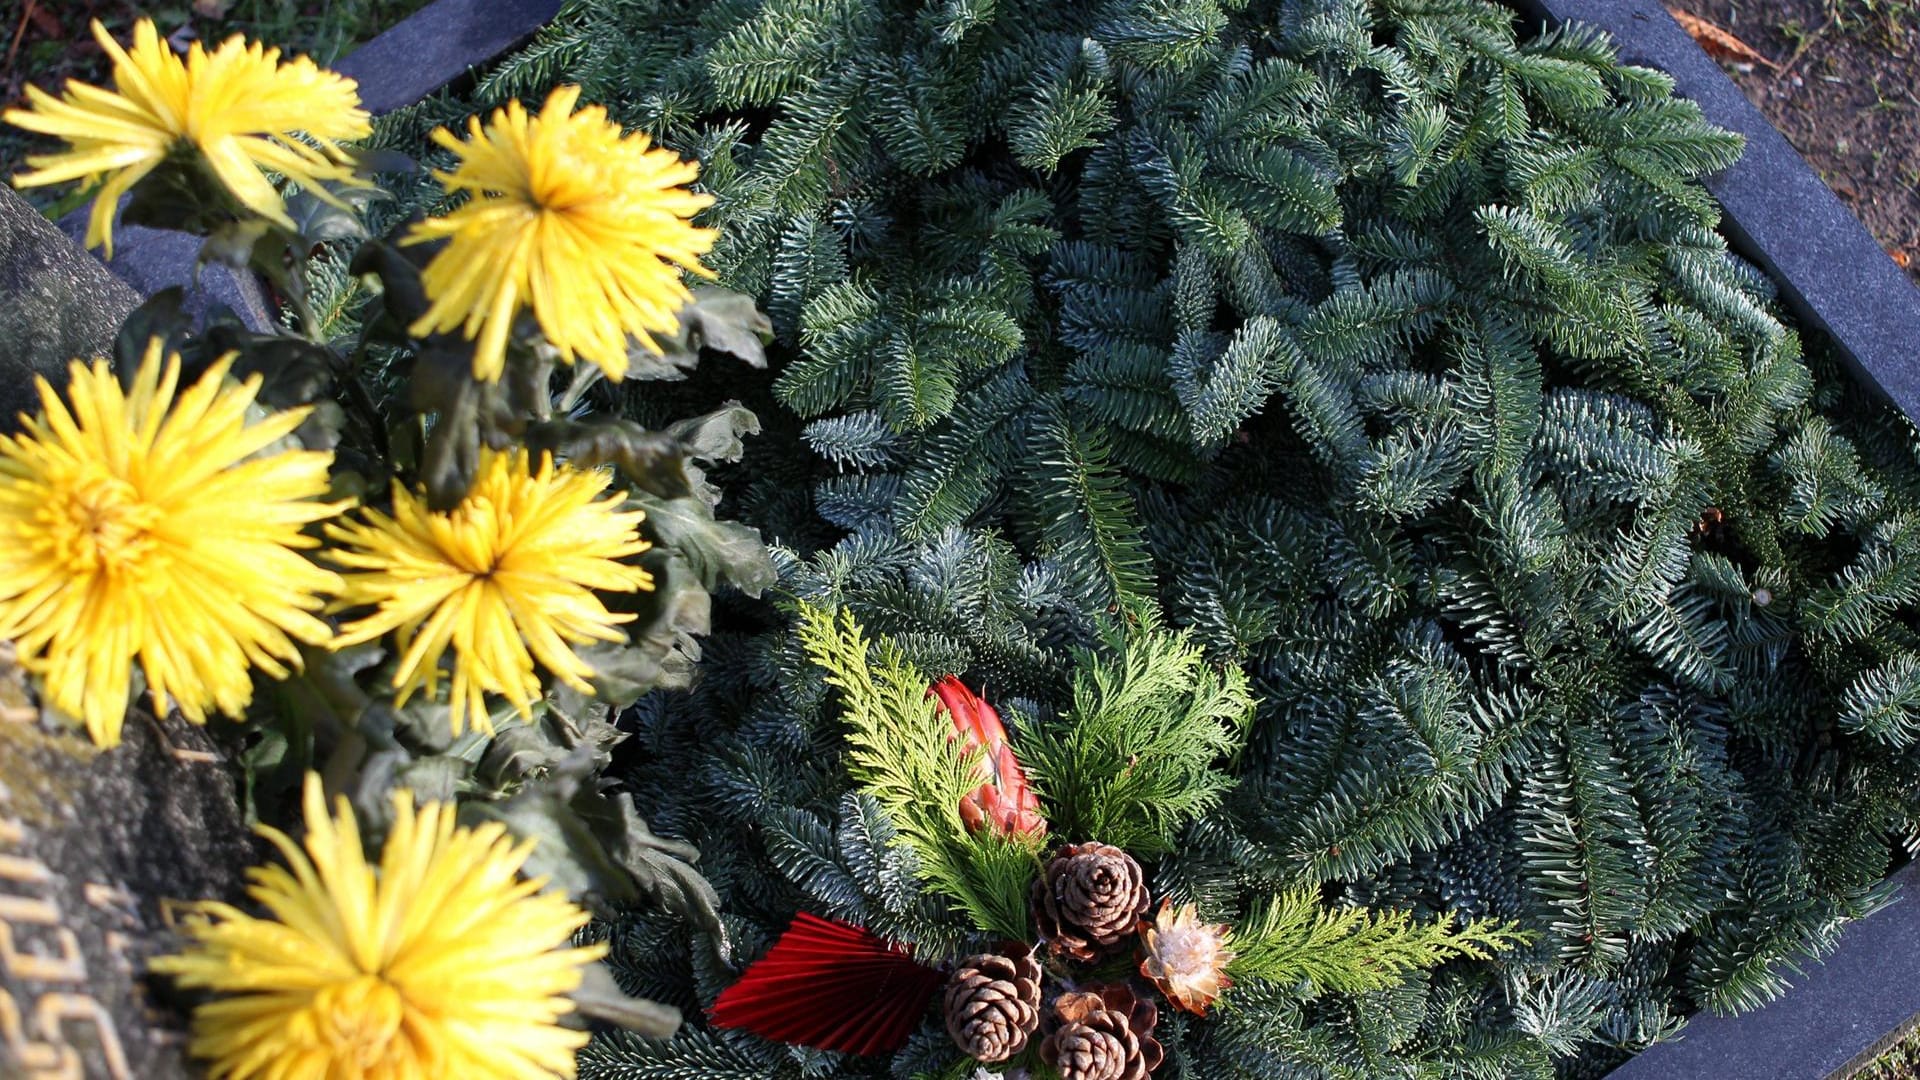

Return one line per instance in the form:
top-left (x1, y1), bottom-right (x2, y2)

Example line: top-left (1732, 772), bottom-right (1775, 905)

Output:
top-left (710, 913), bottom-right (945, 1056)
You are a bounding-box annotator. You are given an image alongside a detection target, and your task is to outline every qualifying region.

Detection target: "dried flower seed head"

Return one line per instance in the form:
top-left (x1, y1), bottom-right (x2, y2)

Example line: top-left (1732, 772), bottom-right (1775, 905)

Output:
top-left (1139, 901), bottom-right (1234, 1015)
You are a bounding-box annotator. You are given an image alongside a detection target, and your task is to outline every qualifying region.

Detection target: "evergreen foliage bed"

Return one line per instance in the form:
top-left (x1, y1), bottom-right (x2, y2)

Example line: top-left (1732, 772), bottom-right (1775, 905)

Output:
top-left (412, 0), bottom-right (1920, 1074)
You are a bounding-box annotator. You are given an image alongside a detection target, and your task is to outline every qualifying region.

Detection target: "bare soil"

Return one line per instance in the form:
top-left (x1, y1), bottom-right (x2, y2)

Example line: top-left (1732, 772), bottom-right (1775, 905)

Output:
top-left (5, 3), bottom-right (153, 122)
top-left (1679, 0), bottom-right (1920, 283)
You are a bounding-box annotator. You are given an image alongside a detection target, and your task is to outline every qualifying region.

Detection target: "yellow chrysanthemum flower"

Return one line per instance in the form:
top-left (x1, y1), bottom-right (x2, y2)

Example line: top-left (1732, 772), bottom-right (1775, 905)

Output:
top-left (3, 18), bottom-right (371, 255)
top-left (153, 773), bottom-right (605, 1080)
top-left (326, 448), bottom-right (653, 735)
top-left (0, 340), bottom-right (342, 747)
top-left (405, 85), bottom-right (718, 382)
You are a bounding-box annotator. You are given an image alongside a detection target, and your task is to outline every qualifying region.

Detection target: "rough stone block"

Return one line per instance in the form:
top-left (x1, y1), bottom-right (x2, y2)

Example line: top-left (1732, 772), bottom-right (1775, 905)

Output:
top-left (52, 216), bottom-right (275, 334)
top-left (0, 187), bottom-right (139, 423)
top-left (0, 712), bottom-right (255, 1080)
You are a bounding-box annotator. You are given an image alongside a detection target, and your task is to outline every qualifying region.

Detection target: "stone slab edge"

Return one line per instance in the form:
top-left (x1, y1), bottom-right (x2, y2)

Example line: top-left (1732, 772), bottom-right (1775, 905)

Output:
top-left (1513, 0), bottom-right (1920, 425)
top-left (333, 0), bottom-right (563, 116)
top-left (1602, 861), bottom-right (1920, 1078)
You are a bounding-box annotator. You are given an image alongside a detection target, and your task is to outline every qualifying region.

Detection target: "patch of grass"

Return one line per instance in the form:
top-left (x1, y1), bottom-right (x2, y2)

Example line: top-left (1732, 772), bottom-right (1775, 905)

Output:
top-left (194, 1), bottom-right (435, 65)
top-left (1836, 0), bottom-right (1920, 32)
top-left (1753, 0), bottom-right (1917, 69)
top-left (1820, 0), bottom-right (1920, 50)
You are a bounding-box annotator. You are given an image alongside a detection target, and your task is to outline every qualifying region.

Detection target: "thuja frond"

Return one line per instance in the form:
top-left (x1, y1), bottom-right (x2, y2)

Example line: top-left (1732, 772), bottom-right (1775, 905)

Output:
top-left (1227, 890), bottom-right (1529, 995)
top-left (1026, 614), bottom-right (1254, 855)
top-left (797, 603), bottom-right (1042, 940)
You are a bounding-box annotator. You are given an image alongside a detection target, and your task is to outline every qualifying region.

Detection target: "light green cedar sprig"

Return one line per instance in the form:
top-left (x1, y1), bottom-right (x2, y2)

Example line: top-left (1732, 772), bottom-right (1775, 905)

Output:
top-left (797, 603), bottom-right (1043, 941)
top-left (1026, 613), bottom-right (1254, 855)
top-left (1228, 890), bottom-right (1530, 996)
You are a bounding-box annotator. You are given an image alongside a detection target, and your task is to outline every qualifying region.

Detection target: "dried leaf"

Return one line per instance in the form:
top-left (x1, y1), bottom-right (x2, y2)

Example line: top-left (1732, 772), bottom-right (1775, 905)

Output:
top-left (570, 963), bottom-right (681, 1038)
top-left (193, 0), bottom-right (235, 16)
top-left (1667, 7), bottom-right (1778, 69)
top-left (25, 4), bottom-right (62, 37)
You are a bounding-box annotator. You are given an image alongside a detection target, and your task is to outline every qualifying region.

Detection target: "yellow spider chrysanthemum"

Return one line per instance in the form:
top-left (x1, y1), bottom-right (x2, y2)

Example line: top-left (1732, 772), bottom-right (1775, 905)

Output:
top-left (0, 340), bottom-right (342, 747)
top-left (153, 773), bottom-right (606, 1080)
top-left (326, 448), bottom-right (653, 735)
top-left (405, 85), bottom-right (718, 382)
top-left (3, 18), bottom-right (371, 255)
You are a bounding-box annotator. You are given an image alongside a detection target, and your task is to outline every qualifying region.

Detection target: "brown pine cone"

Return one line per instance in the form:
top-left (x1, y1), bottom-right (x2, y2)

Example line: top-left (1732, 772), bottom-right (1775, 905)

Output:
top-left (1032, 842), bottom-right (1150, 961)
top-left (943, 948), bottom-right (1043, 1063)
top-left (1039, 986), bottom-right (1165, 1080)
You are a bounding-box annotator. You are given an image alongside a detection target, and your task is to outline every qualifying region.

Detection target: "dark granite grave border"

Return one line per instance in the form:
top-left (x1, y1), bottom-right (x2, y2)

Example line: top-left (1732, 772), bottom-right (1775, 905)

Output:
top-left (1514, 0), bottom-right (1920, 425)
top-left (335, 0), bottom-right (564, 115)
top-left (1603, 863), bottom-right (1920, 1080)
top-left (1500, 8), bottom-right (1920, 1077)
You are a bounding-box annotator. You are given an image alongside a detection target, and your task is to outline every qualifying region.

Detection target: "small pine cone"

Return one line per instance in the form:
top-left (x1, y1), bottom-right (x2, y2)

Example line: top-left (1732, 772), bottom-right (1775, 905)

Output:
top-left (943, 948), bottom-right (1043, 1063)
top-left (1032, 842), bottom-right (1150, 961)
top-left (1039, 986), bottom-right (1165, 1080)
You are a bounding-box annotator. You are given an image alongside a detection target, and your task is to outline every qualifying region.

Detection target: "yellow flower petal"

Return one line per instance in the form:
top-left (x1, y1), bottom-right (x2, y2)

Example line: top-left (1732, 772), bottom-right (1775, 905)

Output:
top-left (326, 448), bottom-right (653, 736)
top-left (0, 341), bottom-right (342, 746)
top-left (3, 18), bottom-right (371, 256)
top-left (404, 86), bottom-right (718, 381)
top-left (153, 774), bottom-right (605, 1080)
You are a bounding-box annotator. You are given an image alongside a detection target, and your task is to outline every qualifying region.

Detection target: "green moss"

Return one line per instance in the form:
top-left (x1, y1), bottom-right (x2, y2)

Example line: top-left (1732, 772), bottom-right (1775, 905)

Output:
top-left (0, 719), bottom-right (99, 827)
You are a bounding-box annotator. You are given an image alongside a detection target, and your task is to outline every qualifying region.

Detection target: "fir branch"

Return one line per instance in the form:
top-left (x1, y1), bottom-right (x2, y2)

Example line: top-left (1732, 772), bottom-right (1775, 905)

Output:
top-left (1096, 0), bottom-right (1229, 72)
top-left (580, 1028), bottom-right (783, 1080)
top-left (506, 0), bottom-right (1920, 1069)
top-left (1023, 403), bottom-right (1156, 607)
top-left (1838, 655), bottom-right (1920, 747)
top-left (895, 368), bottom-right (1034, 539)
